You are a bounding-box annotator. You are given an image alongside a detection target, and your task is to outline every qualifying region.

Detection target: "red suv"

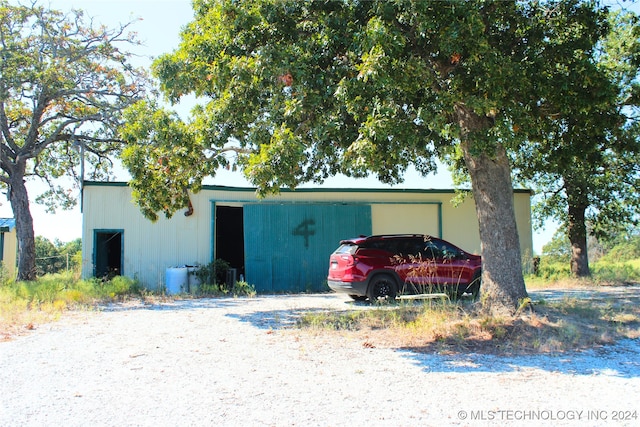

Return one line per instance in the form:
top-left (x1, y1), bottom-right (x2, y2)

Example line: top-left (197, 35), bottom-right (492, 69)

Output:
top-left (327, 234), bottom-right (482, 301)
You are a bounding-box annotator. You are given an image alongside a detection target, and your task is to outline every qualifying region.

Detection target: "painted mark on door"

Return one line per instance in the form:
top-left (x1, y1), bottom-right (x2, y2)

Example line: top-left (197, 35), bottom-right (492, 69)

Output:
top-left (293, 218), bottom-right (315, 248)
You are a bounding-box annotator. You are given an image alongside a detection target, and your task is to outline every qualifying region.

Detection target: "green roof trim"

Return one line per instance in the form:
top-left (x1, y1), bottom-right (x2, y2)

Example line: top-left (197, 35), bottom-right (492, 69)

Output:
top-left (83, 181), bottom-right (533, 195)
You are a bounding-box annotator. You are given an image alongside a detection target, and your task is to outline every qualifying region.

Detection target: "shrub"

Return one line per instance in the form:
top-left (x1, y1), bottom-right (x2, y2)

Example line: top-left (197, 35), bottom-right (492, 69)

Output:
top-left (599, 236), bottom-right (640, 263)
top-left (95, 275), bottom-right (141, 298)
top-left (230, 280), bottom-right (256, 297)
top-left (35, 237), bottom-right (82, 275)
top-left (591, 260), bottom-right (640, 283)
top-left (534, 260), bottom-right (571, 281)
top-left (194, 259), bottom-right (231, 286)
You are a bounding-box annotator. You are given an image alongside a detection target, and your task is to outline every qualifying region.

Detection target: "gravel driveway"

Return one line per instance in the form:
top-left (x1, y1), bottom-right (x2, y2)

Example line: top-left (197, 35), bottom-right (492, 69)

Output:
top-left (1, 290), bottom-right (639, 427)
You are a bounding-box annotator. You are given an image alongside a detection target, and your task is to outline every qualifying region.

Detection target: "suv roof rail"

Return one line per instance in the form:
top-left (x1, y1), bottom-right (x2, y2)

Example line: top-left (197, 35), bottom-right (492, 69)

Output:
top-left (365, 234), bottom-right (430, 239)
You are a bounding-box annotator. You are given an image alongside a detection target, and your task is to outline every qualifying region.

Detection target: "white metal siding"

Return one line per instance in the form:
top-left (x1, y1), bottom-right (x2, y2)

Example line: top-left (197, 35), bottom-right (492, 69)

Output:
top-left (371, 204), bottom-right (440, 236)
top-left (82, 185), bottom-right (212, 289)
top-left (82, 183), bottom-right (533, 290)
top-left (441, 195), bottom-right (481, 254)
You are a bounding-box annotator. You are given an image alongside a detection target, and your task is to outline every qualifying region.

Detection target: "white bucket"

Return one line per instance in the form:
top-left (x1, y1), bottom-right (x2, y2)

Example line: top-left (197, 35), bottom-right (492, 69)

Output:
top-left (165, 267), bottom-right (189, 295)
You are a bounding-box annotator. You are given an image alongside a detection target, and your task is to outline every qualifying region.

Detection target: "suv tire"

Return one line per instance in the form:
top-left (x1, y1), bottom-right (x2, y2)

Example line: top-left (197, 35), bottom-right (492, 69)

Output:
top-left (468, 272), bottom-right (481, 300)
top-left (456, 272), bottom-right (481, 300)
top-left (367, 274), bottom-right (397, 302)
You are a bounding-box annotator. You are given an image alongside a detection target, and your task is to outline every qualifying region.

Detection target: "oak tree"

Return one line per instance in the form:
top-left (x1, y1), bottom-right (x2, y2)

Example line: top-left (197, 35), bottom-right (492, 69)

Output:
top-left (122, 0), bottom-right (613, 314)
top-left (513, 9), bottom-right (640, 277)
top-left (0, 2), bottom-right (147, 280)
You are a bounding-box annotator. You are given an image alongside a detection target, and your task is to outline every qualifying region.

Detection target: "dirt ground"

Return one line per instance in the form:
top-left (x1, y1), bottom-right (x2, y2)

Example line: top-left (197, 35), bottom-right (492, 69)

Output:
top-left (1, 287), bottom-right (639, 426)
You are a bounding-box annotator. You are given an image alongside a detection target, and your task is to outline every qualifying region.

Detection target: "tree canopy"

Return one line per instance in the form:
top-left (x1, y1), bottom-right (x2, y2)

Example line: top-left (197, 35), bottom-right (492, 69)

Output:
top-left (0, 1), bottom-right (148, 280)
top-left (513, 9), bottom-right (640, 277)
top-left (121, 0), bottom-right (621, 314)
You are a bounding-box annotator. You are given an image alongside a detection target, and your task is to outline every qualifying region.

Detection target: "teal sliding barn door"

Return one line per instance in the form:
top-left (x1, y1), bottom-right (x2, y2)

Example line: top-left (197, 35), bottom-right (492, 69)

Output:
top-left (243, 204), bottom-right (371, 293)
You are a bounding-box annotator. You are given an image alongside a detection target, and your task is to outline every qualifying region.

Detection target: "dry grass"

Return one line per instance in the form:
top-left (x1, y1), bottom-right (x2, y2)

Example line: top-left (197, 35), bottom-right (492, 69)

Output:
top-left (0, 273), bottom-right (146, 341)
top-left (3, 274), bottom-right (639, 354)
top-left (0, 274), bottom-right (256, 341)
top-left (295, 291), bottom-right (640, 355)
top-left (0, 300), bottom-right (63, 342)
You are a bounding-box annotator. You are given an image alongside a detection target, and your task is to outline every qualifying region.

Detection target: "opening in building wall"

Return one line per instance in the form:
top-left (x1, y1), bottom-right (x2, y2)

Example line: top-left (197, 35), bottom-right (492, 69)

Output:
top-left (94, 230), bottom-right (123, 278)
top-left (215, 205), bottom-right (245, 279)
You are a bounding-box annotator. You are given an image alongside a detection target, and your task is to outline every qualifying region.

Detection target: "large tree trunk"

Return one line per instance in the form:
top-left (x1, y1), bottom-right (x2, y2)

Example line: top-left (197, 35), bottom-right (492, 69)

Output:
top-left (456, 106), bottom-right (528, 315)
top-left (565, 183), bottom-right (590, 277)
top-left (8, 170), bottom-right (37, 281)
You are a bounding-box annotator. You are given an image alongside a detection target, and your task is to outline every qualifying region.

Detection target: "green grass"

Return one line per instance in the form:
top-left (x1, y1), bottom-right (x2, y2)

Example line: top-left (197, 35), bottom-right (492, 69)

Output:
top-left (0, 272), bottom-right (142, 307)
top-left (297, 256), bottom-right (640, 354)
top-left (525, 258), bottom-right (640, 289)
top-left (0, 272), bottom-right (143, 340)
top-left (592, 259), bottom-right (640, 283)
top-left (0, 272), bottom-right (259, 340)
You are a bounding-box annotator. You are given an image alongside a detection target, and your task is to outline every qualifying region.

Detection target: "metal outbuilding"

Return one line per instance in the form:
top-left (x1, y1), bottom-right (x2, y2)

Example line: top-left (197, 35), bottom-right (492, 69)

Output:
top-left (81, 182), bottom-right (533, 293)
top-left (0, 218), bottom-right (17, 278)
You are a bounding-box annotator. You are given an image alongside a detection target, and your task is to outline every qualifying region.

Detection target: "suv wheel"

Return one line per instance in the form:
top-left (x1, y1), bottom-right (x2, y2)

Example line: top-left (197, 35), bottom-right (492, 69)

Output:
top-left (367, 275), bottom-right (397, 302)
top-left (468, 272), bottom-right (481, 300)
top-left (456, 272), bottom-right (481, 300)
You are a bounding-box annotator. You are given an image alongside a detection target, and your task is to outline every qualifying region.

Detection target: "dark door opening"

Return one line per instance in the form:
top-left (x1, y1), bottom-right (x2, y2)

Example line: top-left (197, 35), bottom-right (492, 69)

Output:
top-left (94, 231), bottom-right (123, 278)
top-left (215, 206), bottom-right (245, 278)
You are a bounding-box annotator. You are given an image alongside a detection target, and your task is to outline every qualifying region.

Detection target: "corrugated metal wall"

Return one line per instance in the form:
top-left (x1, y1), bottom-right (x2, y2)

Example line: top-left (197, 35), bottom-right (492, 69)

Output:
top-left (82, 183), bottom-right (213, 288)
top-left (243, 203), bottom-right (372, 292)
top-left (0, 221), bottom-right (17, 278)
top-left (82, 183), bottom-right (532, 291)
top-left (371, 203), bottom-right (441, 237)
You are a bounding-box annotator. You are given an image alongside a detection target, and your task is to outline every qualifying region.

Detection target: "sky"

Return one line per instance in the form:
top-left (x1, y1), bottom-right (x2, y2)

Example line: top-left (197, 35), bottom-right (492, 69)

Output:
top-left (1, 0), bottom-right (572, 252)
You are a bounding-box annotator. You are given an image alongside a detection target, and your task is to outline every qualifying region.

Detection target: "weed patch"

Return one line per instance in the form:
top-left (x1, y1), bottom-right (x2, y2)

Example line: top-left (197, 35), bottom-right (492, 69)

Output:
top-left (295, 295), bottom-right (640, 355)
top-left (0, 273), bottom-right (145, 341)
top-left (196, 281), bottom-right (256, 298)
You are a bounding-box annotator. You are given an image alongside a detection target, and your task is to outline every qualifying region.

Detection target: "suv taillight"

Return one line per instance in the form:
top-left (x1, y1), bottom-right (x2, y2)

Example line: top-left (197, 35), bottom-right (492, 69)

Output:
top-left (341, 254), bottom-right (357, 267)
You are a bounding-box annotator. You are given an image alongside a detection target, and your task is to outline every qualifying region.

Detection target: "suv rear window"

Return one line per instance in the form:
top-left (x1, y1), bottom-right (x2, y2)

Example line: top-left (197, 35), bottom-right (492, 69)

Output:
top-left (334, 243), bottom-right (357, 254)
top-left (362, 237), bottom-right (422, 256)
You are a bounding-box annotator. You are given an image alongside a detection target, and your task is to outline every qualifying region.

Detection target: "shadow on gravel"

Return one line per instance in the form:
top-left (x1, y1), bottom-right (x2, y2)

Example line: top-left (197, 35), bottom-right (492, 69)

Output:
top-left (99, 297), bottom-right (257, 312)
top-left (227, 304), bottom-right (640, 378)
top-left (530, 285), bottom-right (640, 309)
top-left (98, 291), bottom-right (640, 378)
top-left (223, 295), bottom-right (387, 329)
top-left (399, 339), bottom-right (640, 378)
top-left (225, 308), bottom-right (326, 329)
top-left (397, 286), bottom-right (640, 377)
